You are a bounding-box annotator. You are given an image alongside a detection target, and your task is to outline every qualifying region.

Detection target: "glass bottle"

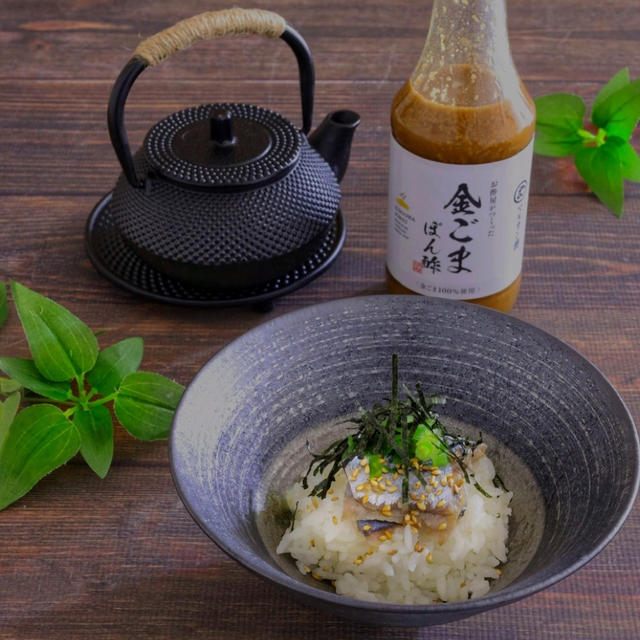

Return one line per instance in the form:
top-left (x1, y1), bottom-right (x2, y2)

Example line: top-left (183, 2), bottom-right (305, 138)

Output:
top-left (386, 0), bottom-right (535, 312)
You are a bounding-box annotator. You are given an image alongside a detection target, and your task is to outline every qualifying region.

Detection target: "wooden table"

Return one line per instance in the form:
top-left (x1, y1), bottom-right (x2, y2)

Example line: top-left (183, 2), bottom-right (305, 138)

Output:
top-left (1, 0), bottom-right (638, 638)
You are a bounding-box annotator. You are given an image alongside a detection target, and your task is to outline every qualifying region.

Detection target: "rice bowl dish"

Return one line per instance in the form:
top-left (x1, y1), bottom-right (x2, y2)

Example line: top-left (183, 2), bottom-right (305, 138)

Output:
top-left (277, 451), bottom-right (511, 604)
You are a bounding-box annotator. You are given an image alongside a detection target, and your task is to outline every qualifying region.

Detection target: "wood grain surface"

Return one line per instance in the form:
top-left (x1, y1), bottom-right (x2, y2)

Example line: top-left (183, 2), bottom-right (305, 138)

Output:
top-left (0, 0), bottom-right (639, 638)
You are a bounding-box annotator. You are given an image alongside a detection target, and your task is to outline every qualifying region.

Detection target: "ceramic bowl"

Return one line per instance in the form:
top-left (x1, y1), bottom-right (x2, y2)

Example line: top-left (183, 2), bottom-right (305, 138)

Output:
top-left (169, 295), bottom-right (639, 627)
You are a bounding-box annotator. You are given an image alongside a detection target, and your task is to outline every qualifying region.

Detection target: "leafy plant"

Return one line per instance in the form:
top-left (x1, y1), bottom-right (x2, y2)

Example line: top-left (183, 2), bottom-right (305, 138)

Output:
top-left (0, 281), bottom-right (184, 510)
top-left (534, 67), bottom-right (640, 216)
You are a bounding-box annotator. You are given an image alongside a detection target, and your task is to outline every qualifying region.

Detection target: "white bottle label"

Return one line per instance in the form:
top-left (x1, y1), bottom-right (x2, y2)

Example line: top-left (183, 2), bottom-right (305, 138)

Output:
top-left (387, 136), bottom-right (533, 300)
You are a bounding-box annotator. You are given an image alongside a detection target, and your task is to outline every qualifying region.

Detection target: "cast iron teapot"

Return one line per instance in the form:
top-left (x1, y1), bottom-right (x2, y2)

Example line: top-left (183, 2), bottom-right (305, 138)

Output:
top-left (107, 8), bottom-right (359, 290)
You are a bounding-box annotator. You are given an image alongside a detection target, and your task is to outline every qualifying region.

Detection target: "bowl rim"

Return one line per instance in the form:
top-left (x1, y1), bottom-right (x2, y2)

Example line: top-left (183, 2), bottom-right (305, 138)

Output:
top-left (169, 294), bottom-right (640, 614)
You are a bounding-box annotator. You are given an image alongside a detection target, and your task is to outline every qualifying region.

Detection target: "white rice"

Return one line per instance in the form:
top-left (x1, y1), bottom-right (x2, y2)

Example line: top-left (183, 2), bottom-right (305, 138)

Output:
top-left (276, 454), bottom-right (512, 604)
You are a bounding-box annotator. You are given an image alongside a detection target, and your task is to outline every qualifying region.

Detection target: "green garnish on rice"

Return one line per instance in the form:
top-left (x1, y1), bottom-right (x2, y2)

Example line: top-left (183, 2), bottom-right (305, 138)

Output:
top-left (302, 354), bottom-right (478, 502)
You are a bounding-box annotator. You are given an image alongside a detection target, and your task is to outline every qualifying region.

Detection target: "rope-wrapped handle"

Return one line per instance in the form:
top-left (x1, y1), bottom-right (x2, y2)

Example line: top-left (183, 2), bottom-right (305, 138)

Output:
top-left (108, 8), bottom-right (314, 188)
top-left (133, 8), bottom-right (287, 67)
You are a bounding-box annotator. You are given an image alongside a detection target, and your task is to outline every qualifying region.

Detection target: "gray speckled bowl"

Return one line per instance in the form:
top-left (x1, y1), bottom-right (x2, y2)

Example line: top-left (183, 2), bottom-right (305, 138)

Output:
top-left (169, 295), bottom-right (639, 627)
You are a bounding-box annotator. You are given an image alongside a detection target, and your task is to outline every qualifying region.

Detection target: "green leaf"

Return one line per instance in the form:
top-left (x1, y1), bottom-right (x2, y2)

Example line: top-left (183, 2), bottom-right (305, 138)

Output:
top-left (114, 371), bottom-right (184, 440)
top-left (10, 281), bottom-right (99, 382)
top-left (616, 139), bottom-right (640, 182)
top-left (592, 68), bottom-right (631, 114)
top-left (73, 406), bottom-right (113, 479)
top-left (534, 93), bottom-right (586, 157)
top-left (534, 132), bottom-right (585, 157)
top-left (86, 337), bottom-right (143, 396)
top-left (591, 78), bottom-right (640, 140)
top-left (575, 140), bottom-right (625, 216)
top-left (0, 377), bottom-right (22, 394)
top-left (0, 357), bottom-right (71, 401)
top-left (0, 282), bottom-right (7, 330)
top-left (0, 404), bottom-right (80, 510)
top-left (0, 391), bottom-right (21, 451)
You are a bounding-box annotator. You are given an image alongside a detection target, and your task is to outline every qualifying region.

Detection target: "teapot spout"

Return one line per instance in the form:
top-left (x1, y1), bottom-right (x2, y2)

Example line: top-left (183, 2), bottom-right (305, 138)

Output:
top-left (308, 110), bottom-right (360, 182)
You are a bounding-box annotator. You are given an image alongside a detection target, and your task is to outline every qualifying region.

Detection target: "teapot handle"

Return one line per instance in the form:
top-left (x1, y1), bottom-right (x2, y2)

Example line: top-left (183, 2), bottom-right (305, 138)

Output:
top-left (108, 8), bottom-right (315, 188)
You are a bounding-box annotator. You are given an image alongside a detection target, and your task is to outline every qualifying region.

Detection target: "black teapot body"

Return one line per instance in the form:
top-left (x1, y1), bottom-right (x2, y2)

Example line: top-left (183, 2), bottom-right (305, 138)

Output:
top-left (107, 9), bottom-right (359, 289)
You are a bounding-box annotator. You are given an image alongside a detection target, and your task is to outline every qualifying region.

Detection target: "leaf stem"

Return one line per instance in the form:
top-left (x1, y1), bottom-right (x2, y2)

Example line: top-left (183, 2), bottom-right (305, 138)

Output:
top-left (88, 393), bottom-right (117, 408)
top-left (578, 127), bottom-right (607, 147)
top-left (63, 406), bottom-right (78, 419)
top-left (74, 373), bottom-right (91, 410)
top-left (22, 396), bottom-right (75, 408)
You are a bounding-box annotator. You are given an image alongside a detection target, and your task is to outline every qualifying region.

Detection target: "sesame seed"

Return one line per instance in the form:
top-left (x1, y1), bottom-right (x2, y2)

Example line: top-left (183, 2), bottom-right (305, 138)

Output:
top-left (311, 572), bottom-right (321, 580)
top-left (378, 534), bottom-right (387, 541)
top-left (311, 497), bottom-right (319, 509)
top-left (360, 459), bottom-right (368, 467)
top-left (387, 486), bottom-right (398, 493)
top-left (414, 542), bottom-right (424, 553)
top-left (322, 566), bottom-right (329, 572)
top-left (387, 549), bottom-right (398, 556)
top-left (437, 522), bottom-right (448, 531)
top-left (303, 565), bottom-right (311, 574)
top-left (413, 481), bottom-right (421, 490)
top-left (331, 496), bottom-right (339, 502)
top-left (436, 499), bottom-right (446, 508)
top-left (362, 495), bottom-right (370, 504)
top-left (332, 516), bottom-right (338, 525)
top-left (496, 568), bottom-right (503, 576)
top-left (349, 468), bottom-right (360, 481)
top-left (431, 469), bottom-right (441, 476)
top-left (426, 553), bottom-right (433, 563)
top-left (416, 503), bottom-right (426, 511)
top-left (365, 464), bottom-right (370, 474)
top-left (328, 488), bottom-right (334, 495)
top-left (310, 539), bottom-right (316, 547)
top-left (356, 483), bottom-right (367, 492)
top-left (453, 485), bottom-right (459, 495)
top-left (353, 557), bottom-right (363, 565)
top-left (435, 489), bottom-right (443, 496)
top-left (363, 524), bottom-right (372, 531)
top-left (440, 478), bottom-right (447, 487)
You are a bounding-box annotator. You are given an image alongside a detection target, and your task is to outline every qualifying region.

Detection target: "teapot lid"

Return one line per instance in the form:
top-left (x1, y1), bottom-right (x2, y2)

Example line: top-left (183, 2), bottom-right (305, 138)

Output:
top-left (144, 103), bottom-right (301, 190)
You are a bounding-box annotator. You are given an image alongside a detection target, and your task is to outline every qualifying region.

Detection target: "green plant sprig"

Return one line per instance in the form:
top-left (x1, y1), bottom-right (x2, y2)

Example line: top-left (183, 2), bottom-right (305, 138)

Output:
top-left (0, 281), bottom-right (185, 511)
top-left (534, 67), bottom-right (640, 216)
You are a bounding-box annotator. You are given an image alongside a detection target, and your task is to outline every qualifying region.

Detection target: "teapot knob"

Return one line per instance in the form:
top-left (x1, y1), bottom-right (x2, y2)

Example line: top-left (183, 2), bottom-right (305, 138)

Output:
top-left (210, 111), bottom-right (236, 148)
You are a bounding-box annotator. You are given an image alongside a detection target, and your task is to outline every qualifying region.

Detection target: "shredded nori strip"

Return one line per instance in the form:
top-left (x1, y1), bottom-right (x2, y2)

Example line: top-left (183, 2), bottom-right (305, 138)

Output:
top-left (302, 354), bottom-right (480, 500)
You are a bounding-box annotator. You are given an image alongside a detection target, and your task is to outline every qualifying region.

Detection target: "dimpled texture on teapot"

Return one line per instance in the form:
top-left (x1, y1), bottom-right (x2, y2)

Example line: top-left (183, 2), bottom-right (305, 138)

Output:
top-left (110, 141), bottom-right (339, 266)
